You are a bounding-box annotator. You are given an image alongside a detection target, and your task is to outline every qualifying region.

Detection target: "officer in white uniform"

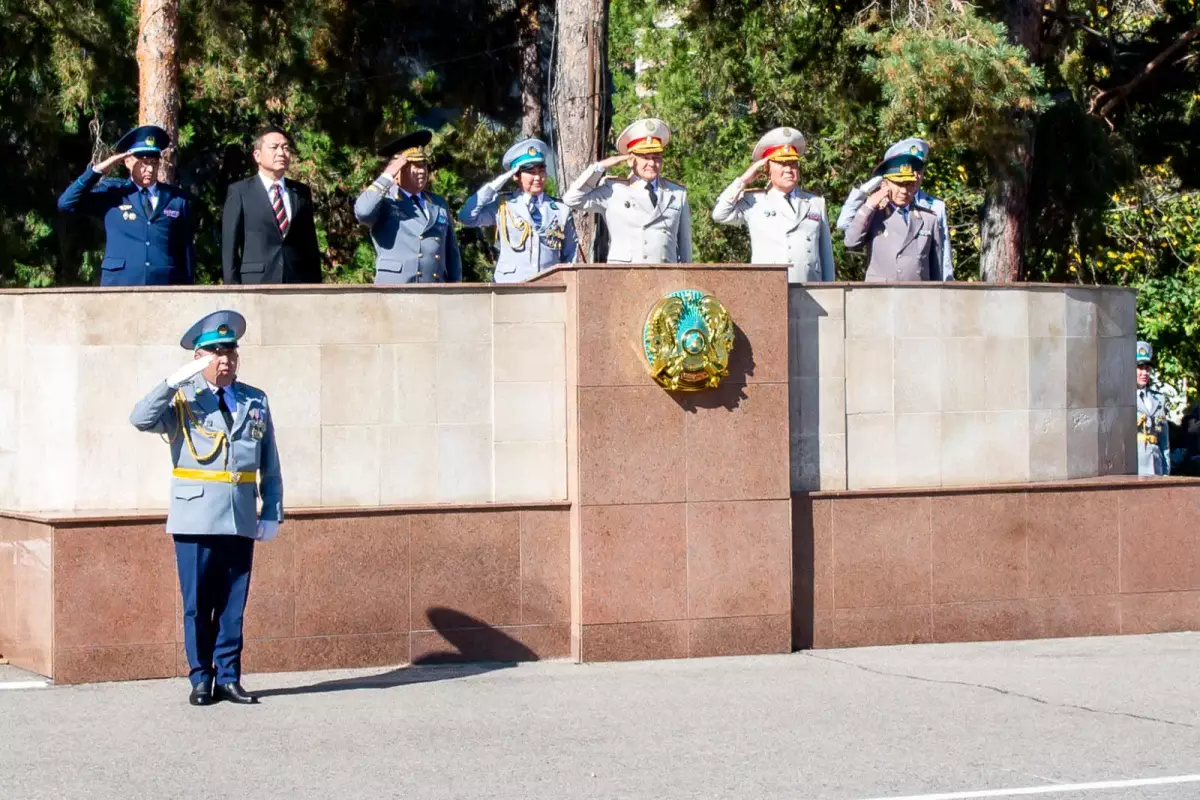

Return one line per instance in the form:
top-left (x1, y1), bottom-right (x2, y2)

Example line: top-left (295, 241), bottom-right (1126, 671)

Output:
top-left (836, 137), bottom-right (953, 281)
top-left (711, 126), bottom-right (835, 282)
top-left (1136, 340), bottom-right (1171, 476)
top-left (458, 138), bottom-right (578, 281)
top-left (562, 118), bottom-right (692, 264)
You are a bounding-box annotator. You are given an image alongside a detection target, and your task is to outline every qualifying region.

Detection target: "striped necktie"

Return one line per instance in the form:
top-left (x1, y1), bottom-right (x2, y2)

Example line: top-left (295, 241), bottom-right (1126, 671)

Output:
top-left (272, 184), bottom-right (289, 237)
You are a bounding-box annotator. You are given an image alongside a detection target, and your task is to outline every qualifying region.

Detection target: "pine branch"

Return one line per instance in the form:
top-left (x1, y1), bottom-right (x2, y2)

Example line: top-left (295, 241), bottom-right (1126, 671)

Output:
top-left (1089, 25), bottom-right (1200, 124)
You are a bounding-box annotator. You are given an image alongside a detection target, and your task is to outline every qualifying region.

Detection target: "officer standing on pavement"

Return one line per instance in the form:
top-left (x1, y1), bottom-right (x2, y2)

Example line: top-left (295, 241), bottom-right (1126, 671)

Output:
top-left (562, 118), bottom-right (692, 264)
top-left (354, 130), bottom-right (462, 284)
top-left (130, 310), bottom-right (283, 707)
top-left (837, 137), bottom-right (953, 281)
top-left (458, 137), bottom-right (578, 281)
top-left (1136, 340), bottom-right (1171, 476)
top-left (56, 125), bottom-right (195, 286)
top-left (711, 126), bottom-right (835, 282)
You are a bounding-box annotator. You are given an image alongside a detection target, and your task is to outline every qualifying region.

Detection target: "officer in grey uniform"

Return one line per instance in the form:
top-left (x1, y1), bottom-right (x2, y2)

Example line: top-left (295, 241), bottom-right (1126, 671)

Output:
top-left (130, 310), bottom-right (283, 707)
top-left (562, 117), bottom-right (692, 263)
top-left (843, 152), bottom-right (946, 282)
top-left (354, 130), bottom-right (462, 284)
top-left (712, 126), bottom-right (835, 282)
top-left (1136, 340), bottom-right (1170, 476)
top-left (458, 137), bottom-right (578, 281)
top-left (837, 138), bottom-right (953, 281)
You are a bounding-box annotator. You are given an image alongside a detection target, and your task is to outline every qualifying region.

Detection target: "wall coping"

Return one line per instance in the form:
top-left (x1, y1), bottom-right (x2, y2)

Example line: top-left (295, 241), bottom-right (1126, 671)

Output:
top-left (800, 475), bottom-right (1200, 500)
top-left (0, 283), bottom-right (567, 297)
top-left (0, 500), bottom-right (572, 526)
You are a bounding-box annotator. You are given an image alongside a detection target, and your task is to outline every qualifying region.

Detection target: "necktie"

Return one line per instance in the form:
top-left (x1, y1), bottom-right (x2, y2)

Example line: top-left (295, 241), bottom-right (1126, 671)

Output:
top-left (217, 388), bottom-right (234, 430)
top-left (272, 184), bottom-right (289, 237)
top-left (785, 193), bottom-right (795, 213)
top-left (140, 188), bottom-right (153, 218)
top-left (647, 182), bottom-right (658, 209)
top-left (529, 197), bottom-right (542, 226)
top-left (413, 193), bottom-right (426, 218)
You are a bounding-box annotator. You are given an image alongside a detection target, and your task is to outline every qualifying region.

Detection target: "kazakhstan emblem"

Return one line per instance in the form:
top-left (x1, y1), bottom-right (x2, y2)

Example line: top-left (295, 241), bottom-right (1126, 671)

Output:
top-left (642, 290), bottom-right (735, 391)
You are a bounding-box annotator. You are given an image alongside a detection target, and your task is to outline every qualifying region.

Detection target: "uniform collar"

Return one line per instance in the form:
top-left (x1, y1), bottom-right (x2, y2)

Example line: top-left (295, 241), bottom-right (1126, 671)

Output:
top-left (205, 380), bottom-right (236, 400)
top-left (632, 177), bottom-right (660, 191)
top-left (258, 172), bottom-right (287, 193)
top-left (135, 182), bottom-right (160, 199)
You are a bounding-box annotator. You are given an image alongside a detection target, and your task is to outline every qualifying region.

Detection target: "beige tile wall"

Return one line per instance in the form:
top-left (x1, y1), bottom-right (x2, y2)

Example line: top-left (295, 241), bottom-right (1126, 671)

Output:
top-left (5, 288), bottom-right (568, 511)
top-left (789, 285), bottom-right (1138, 492)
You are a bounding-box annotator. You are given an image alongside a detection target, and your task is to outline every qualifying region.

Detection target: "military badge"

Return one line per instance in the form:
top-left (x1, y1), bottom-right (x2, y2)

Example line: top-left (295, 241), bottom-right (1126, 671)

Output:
top-left (643, 290), bottom-right (735, 391)
top-left (164, 208), bottom-right (180, 218)
top-left (146, 135), bottom-right (156, 147)
top-left (248, 407), bottom-right (265, 440)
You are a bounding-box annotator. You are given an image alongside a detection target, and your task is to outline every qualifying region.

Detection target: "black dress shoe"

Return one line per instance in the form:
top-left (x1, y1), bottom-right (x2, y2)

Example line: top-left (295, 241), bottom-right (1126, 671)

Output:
top-left (214, 681), bottom-right (259, 705)
top-left (189, 678), bottom-right (214, 707)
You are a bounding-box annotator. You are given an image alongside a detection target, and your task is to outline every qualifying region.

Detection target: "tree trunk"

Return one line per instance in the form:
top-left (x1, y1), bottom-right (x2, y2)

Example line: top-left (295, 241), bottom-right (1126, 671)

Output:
top-left (978, 0), bottom-right (1041, 283)
top-left (137, 0), bottom-right (181, 183)
top-left (551, 0), bottom-right (608, 261)
top-left (519, 0), bottom-right (544, 137)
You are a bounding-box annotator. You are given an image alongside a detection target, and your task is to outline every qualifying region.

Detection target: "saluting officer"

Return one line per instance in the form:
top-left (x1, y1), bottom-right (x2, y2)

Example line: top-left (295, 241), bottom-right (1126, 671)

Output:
top-left (562, 118), bottom-right (692, 264)
top-left (57, 125), bottom-right (195, 286)
top-left (1136, 340), bottom-right (1171, 476)
top-left (837, 138), bottom-right (953, 281)
top-left (458, 138), bottom-right (578, 281)
top-left (712, 126), bottom-right (835, 282)
top-left (130, 310), bottom-right (283, 707)
top-left (354, 130), bottom-right (462, 284)
top-left (843, 150), bottom-right (946, 282)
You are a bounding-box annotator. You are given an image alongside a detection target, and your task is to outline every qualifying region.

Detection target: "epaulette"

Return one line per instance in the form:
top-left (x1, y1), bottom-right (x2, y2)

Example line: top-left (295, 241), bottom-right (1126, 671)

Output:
top-left (602, 175), bottom-right (631, 185)
top-left (662, 178), bottom-right (686, 190)
top-left (744, 188), bottom-right (766, 194)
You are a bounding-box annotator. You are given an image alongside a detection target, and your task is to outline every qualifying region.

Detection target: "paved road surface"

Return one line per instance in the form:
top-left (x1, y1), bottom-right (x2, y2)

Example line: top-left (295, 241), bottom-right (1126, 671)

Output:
top-left (3, 633), bottom-right (1199, 799)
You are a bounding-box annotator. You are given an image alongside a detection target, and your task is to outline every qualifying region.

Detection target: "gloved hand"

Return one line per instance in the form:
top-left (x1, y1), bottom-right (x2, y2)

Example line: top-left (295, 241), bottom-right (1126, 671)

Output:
top-left (486, 167), bottom-right (521, 192)
top-left (166, 354), bottom-right (214, 389)
top-left (255, 520), bottom-right (280, 542)
top-left (857, 175), bottom-right (884, 195)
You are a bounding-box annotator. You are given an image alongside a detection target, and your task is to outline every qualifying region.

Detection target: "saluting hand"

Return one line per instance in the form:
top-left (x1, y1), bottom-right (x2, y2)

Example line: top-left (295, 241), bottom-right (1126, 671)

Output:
top-left (385, 153), bottom-right (409, 179)
top-left (166, 355), bottom-right (215, 389)
top-left (597, 153), bottom-right (634, 170)
top-left (93, 151), bottom-right (129, 173)
top-left (867, 186), bottom-right (891, 211)
top-left (739, 157), bottom-right (770, 185)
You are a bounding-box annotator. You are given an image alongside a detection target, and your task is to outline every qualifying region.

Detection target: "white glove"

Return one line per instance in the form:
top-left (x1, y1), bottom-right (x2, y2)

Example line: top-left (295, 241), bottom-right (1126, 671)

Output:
top-left (255, 520), bottom-right (280, 542)
top-left (166, 355), bottom-right (214, 389)
top-left (857, 175), bottom-right (884, 194)
top-left (486, 167), bottom-right (521, 192)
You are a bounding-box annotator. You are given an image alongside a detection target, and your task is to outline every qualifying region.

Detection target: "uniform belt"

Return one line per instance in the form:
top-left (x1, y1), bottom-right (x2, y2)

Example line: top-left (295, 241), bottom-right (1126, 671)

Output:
top-left (172, 468), bottom-right (256, 484)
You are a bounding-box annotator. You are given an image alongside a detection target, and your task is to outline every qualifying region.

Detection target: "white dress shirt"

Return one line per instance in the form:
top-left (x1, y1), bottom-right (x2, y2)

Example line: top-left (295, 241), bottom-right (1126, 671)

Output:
top-left (258, 173), bottom-right (291, 221)
top-left (205, 381), bottom-right (237, 418)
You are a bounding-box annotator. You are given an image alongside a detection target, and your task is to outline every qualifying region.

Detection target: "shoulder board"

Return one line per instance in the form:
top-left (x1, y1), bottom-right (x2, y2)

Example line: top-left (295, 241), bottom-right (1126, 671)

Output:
top-left (237, 382), bottom-right (267, 399)
top-left (601, 176), bottom-right (630, 185)
top-left (662, 178), bottom-right (686, 190)
top-left (796, 189), bottom-right (819, 201)
top-left (744, 188), bottom-right (766, 194)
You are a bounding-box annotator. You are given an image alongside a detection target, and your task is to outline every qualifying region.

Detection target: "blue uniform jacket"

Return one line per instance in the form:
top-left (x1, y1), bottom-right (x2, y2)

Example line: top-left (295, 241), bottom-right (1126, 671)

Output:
top-left (57, 168), bottom-right (195, 286)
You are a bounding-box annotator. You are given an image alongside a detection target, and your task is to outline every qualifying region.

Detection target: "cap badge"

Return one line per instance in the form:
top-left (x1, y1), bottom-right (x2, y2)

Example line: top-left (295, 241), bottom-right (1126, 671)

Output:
top-left (145, 136), bottom-right (155, 147)
top-left (528, 146), bottom-right (538, 156)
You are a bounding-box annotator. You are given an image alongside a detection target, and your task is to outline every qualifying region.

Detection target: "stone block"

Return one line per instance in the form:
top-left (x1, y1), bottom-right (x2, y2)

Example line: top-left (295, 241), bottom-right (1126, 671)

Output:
top-left (1029, 408), bottom-right (1068, 481)
top-left (847, 413), bottom-right (896, 489)
top-left (494, 322), bottom-right (566, 383)
top-left (435, 342), bottom-right (492, 425)
top-left (894, 338), bottom-right (943, 413)
top-left (1064, 289), bottom-right (1099, 337)
top-left (984, 338), bottom-right (1030, 412)
top-left (437, 293), bottom-right (492, 343)
top-left (1028, 337), bottom-right (1067, 409)
top-left (940, 412), bottom-right (989, 485)
top-left (493, 290), bottom-right (566, 324)
top-left (321, 426), bottom-right (381, 506)
top-left (941, 289), bottom-right (984, 337)
top-left (895, 413), bottom-right (942, 487)
top-left (845, 288), bottom-right (893, 339)
top-left (940, 337), bottom-right (987, 412)
top-left (845, 338), bottom-right (894, 415)
top-left (378, 424), bottom-right (438, 505)
top-left (1028, 289), bottom-right (1066, 338)
top-left (892, 288), bottom-right (942, 338)
top-left (1066, 407), bottom-right (1100, 479)
top-left (984, 410), bottom-right (1031, 483)
top-left (494, 441), bottom-right (566, 501)
top-left (381, 293), bottom-right (440, 343)
top-left (320, 345), bottom-right (391, 425)
top-left (392, 343), bottom-right (440, 426)
top-left (981, 289), bottom-right (1029, 338)
top-left (438, 424), bottom-right (493, 502)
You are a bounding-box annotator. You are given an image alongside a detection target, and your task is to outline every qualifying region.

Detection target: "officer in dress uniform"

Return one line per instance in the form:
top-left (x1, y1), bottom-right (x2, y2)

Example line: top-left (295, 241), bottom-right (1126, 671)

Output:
top-left (562, 118), bottom-right (692, 263)
top-left (837, 138), bottom-right (953, 281)
top-left (711, 126), bottom-right (835, 282)
top-left (354, 130), bottom-right (462, 284)
top-left (1135, 340), bottom-right (1170, 476)
top-left (130, 310), bottom-right (283, 706)
top-left (56, 125), bottom-right (195, 286)
top-left (843, 150), bottom-right (946, 282)
top-left (458, 138), bottom-right (579, 282)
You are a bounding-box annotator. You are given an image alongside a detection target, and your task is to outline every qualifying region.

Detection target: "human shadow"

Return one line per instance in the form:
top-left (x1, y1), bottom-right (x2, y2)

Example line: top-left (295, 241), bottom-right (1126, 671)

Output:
top-left (256, 608), bottom-right (536, 698)
top-left (669, 324), bottom-right (755, 413)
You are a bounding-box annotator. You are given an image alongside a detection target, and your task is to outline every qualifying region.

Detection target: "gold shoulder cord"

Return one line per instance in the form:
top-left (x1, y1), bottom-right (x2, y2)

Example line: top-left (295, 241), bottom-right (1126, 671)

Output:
top-left (496, 199), bottom-right (532, 252)
top-left (167, 389), bottom-right (229, 466)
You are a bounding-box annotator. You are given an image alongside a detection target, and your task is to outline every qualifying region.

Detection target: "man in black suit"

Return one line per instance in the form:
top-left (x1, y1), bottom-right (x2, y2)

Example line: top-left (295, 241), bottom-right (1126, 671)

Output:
top-left (222, 125), bottom-right (322, 284)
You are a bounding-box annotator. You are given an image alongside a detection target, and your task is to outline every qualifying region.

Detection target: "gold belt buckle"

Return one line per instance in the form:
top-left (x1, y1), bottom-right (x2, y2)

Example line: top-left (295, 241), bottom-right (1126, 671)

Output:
top-left (229, 471), bottom-right (242, 484)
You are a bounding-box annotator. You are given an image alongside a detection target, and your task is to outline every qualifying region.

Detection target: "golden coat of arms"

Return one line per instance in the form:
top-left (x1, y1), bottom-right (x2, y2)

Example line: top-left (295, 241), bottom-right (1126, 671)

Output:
top-left (642, 289), bottom-right (735, 391)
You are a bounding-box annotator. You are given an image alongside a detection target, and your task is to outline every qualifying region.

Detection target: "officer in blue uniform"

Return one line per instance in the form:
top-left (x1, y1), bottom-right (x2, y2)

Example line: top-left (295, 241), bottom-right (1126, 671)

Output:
top-left (458, 137), bottom-right (579, 282)
top-left (354, 130), bottom-right (462, 284)
top-left (130, 310), bottom-right (283, 706)
top-left (57, 125), bottom-right (195, 286)
top-left (1136, 340), bottom-right (1171, 476)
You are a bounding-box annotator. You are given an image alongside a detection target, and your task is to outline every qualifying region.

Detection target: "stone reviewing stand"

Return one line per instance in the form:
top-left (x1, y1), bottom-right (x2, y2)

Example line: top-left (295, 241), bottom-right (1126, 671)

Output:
top-left (0, 275), bottom-right (1197, 684)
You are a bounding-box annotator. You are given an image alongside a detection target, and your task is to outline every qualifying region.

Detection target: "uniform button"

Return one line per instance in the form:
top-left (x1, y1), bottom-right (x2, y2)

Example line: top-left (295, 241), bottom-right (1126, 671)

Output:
top-left (433, 273), bottom-right (440, 279)
top-left (434, 255), bottom-right (440, 260)
top-left (145, 241), bottom-right (150, 245)
top-left (145, 261), bottom-right (151, 266)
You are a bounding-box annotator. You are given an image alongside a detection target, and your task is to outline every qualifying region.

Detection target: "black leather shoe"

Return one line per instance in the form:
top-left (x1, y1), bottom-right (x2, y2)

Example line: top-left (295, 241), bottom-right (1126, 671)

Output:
top-left (189, 678), bottom-right (214, 707)
top-left (214, 681), bottom-right (259, 705)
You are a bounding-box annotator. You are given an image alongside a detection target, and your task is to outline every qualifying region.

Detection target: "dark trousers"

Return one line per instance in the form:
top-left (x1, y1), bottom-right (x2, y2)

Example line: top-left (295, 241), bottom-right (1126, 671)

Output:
top-left (173, 534), bottom-right (255, 686)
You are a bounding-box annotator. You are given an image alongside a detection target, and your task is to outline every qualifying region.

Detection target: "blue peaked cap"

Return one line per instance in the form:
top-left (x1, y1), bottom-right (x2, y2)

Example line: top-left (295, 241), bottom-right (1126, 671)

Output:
top-left (180, 310), bottom-right (247, 350)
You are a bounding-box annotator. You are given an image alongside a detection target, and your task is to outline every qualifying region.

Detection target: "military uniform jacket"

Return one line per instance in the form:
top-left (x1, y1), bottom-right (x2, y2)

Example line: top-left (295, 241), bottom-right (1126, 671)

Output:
top-left (56, 168), bottom-right (195, 286)
top-left (354, 174), bottom-right (462, 284)
top-left (458, 185), bottom-right (579, 282)
top-left (563, 166), bottom-right (692, 263)
top-left (845, 201), bottom-right (944, 282)
top-left (1137, 387), bottom-right (1171, 476)
top-left (711, 178), bottom-right (835, 282)
top-left (130, 378), bottom-right (283, 538)
top-left (838, 187), bottom-right (953, 280)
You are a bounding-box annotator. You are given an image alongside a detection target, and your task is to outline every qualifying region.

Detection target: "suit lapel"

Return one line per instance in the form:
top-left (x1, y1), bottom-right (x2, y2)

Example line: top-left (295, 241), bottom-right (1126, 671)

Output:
top-left (190, 382), bottom-right (224, 431)
top-left (420, 193), bottom-right (439, 233)
top-left (285, 181), bottom-right (300, 239)
top-left (770, 190), bottom-right (801, 230)
top-left (253, 177), bottom-right (284, 242)
top-left (900, 207), bottom-right (922, 252)
top-left (230, 383), bottom-right (250, 435)
top-left (148, 183), bottom-right (168, 222)
top-left (630, 180), bottom-right (655, 220)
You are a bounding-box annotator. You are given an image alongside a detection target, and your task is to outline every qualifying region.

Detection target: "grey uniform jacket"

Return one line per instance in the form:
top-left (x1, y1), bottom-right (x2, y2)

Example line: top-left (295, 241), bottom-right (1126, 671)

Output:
top-left (457, 184), bottom-right (578, 282)
top-left (562, 166), bottom-right (692, 263)
top-left (130, 377), bottom-right (284, 537)
top-left (1137, 387), bottom-right (1171, 476)
top-left (838, 183), bottom-right (953, 280)
top-left (354, 174), bottom-right (462, 284)
top-left (711, 178), bottom-right (835, 282)
top-left (844, 201), bottom-right (945, 282)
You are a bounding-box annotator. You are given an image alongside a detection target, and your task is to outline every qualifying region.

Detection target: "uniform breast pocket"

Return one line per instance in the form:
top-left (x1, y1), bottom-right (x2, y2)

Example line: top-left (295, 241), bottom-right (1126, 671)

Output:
top-left (100, 257), bottom-right (126, 274)
top-left (173, 485), bottom-right (205, 501)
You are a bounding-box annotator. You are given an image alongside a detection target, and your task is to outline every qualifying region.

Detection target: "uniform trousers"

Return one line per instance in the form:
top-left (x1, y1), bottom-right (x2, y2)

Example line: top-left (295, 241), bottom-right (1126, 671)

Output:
top-left (173, 534), bottom-right (255, 686)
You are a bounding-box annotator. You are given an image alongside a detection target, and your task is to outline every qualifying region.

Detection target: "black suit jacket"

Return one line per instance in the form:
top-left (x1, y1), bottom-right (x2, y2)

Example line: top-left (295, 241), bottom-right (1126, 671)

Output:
top-left (222, 175), bottom-right (322, 284)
